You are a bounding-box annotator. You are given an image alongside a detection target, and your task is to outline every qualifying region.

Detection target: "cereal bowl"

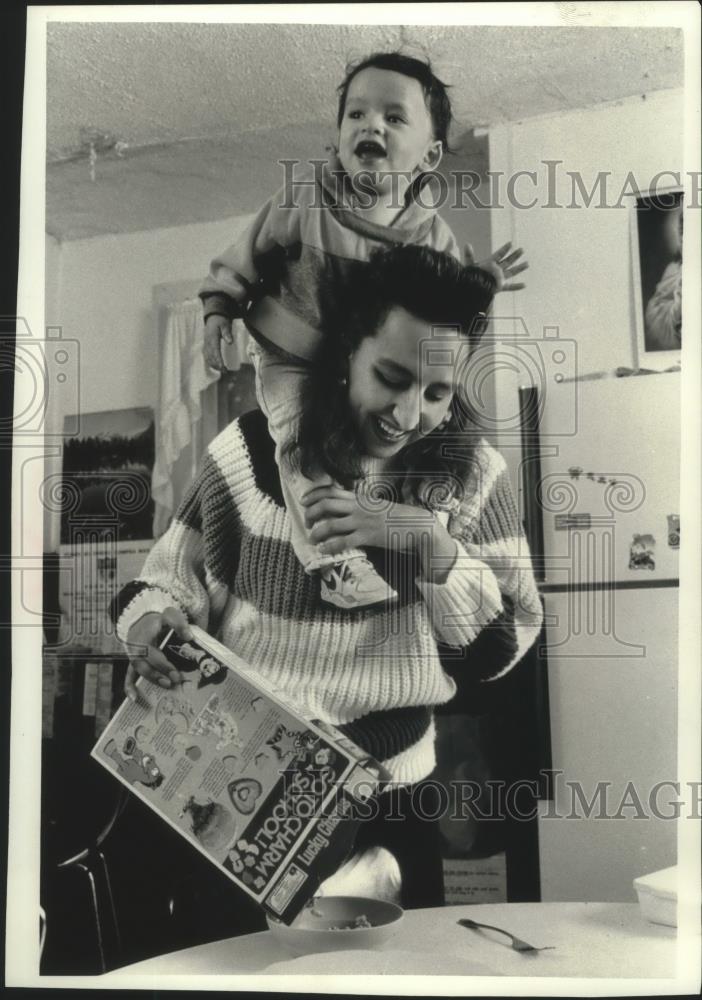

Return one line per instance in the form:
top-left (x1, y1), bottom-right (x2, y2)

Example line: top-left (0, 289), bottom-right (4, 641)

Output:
top-left (266, 896), bottom-right (404, 955)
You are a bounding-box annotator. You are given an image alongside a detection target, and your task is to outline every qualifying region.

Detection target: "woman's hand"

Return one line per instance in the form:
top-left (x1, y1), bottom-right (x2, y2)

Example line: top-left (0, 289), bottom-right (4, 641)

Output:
top-left (301, 484), bottom-right (458, 580)
top-left (123, 606), bottom-right (193, 702)
top-left (464, 241), bottom-right (528, 292)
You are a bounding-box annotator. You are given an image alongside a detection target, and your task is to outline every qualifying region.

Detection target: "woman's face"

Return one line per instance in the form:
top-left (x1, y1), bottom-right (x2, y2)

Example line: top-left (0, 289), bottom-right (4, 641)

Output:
top-left (347, 305), bottom-right (461, 459)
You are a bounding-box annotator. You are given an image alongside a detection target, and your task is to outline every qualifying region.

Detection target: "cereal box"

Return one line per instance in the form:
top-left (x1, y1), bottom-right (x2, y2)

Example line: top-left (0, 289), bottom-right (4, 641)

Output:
top-left (91, 625), bottom-right (390, 924)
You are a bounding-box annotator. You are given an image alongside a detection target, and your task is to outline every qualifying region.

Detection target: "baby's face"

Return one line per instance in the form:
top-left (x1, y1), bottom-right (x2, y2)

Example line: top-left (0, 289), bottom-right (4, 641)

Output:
top-left (338, 67), bottom-right (442, 197)
top-left (662, 203), bottom-right (683, 258)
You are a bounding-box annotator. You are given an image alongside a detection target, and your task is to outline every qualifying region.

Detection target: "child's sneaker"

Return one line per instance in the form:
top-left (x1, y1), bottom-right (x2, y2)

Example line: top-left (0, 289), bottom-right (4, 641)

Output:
top-left (320, 556), bottom-right (397, 609)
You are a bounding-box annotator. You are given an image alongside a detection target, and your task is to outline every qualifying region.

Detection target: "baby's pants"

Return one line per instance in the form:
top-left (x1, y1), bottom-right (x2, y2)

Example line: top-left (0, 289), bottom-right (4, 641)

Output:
top-left (248, 339), bottom-right (363, 572)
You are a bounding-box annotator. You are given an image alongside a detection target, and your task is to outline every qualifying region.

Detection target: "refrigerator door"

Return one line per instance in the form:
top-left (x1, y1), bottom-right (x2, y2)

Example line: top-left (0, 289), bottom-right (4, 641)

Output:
top-left (536, 372), bottom-right (680, 587)
top-left (538, 585), bottom-right (678, 901)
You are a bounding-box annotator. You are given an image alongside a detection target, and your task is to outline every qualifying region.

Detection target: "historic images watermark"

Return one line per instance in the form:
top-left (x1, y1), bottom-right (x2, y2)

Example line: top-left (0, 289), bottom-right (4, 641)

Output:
top-left (280, 771), bottom-right (701, 824)
top-left (278, 158), bottom-right (702, 212)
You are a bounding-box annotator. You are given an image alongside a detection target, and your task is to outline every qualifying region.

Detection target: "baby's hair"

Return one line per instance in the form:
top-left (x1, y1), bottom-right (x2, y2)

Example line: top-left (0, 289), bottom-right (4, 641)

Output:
top-left (337, 51), bottom-right (454, 152)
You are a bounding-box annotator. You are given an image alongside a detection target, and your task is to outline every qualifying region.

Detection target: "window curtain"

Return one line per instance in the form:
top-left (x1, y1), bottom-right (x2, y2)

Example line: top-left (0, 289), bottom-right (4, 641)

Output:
top-left (151, 299), bottom-right (250, 537)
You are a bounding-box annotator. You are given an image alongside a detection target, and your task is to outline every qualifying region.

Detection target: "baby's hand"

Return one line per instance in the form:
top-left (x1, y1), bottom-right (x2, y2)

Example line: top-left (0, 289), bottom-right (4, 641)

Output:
top-left (204, 314), bottom-right (234, 372)
top-left (464, 242), bottom-right (529, 292)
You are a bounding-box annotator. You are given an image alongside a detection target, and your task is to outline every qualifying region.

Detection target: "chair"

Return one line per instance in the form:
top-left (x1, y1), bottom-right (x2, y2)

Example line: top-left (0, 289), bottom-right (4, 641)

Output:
top-left (39, 702), bottom-right (137, 976)
top-left (39, 906), bottom-right (46, 961)
top-left (52, 789), bottom-right (129, 972)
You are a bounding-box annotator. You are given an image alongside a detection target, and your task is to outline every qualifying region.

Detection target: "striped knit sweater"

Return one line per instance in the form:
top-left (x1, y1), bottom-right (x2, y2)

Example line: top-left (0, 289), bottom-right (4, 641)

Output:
top-left (113, 410), bottom-right (543, 785)
top-left (199, 153), bottom-right (461, 361)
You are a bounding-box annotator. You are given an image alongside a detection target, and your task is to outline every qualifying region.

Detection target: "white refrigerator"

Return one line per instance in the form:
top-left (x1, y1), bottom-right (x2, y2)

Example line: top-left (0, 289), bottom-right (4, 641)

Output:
top-left (521, 371), bottom-right (680, 902)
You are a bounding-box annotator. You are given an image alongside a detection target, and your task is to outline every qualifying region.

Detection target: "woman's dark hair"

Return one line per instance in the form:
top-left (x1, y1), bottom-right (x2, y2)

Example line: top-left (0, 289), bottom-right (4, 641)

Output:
top-left (287, 245), bottom-right (496, 509)
top-left (337, 51), bottom-right (454, 152)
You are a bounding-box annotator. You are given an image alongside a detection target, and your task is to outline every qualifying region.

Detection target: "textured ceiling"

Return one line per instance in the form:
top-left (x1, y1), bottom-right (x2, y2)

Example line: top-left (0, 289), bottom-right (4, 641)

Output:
top-left (44, 21), bottom-right (683, 241)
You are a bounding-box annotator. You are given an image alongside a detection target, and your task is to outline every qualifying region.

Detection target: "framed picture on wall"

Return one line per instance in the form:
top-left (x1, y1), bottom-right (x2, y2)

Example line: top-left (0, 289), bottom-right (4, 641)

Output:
top-left (60, 406), bottom-right (155, 543)
top-left (630, 188), bottom-right (683, 370)
top-left (55, 406), bottom-right (156, 655)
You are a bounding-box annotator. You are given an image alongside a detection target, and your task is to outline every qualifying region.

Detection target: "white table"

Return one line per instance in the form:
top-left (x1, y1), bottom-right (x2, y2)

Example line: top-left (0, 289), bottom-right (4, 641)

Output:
top-left (107, 902), bottom-right (679, 982)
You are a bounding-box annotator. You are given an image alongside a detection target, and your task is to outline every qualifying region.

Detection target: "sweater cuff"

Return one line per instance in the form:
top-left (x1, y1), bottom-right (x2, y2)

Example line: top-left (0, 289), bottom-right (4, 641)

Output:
top-left (115, 585), bottom-right (180, 646)
top-left (200, 292), bottom-right (239, 322)
top-left (415, 540), bottom-right (504, 647)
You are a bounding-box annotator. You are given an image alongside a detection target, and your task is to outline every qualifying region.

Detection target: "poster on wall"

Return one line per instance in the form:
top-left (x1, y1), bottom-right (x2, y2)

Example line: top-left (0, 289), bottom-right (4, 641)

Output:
top-left (631, 188), bottom-right (683, 370)
top-left (60, 406), bottom-right (155, 544)
top-left (57, 538), bottom-right (155, 657)
top-left (56, 406), bottom-right (156, 655)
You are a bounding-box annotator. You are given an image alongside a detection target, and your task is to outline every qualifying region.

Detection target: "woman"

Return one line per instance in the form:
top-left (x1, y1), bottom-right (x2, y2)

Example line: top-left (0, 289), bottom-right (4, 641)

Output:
top-left (113, 245), bottom-right (542, 918)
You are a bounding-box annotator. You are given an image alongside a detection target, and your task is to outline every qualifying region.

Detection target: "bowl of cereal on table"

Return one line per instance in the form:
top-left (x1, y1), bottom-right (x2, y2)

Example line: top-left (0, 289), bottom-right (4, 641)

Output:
top-left (266, 896), bottom-right (404, 955)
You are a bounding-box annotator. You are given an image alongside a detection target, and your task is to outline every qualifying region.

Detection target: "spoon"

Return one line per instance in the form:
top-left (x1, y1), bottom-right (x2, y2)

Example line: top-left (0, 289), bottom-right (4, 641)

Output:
top-left (458, 917), bottom-right (555, 953)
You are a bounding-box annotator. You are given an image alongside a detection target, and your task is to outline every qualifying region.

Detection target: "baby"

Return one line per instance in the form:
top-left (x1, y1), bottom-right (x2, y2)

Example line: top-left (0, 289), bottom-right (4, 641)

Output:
top-left (199, 51), bottom-right (525, 609)
top-left (644, 200), bottom-right (682, 351)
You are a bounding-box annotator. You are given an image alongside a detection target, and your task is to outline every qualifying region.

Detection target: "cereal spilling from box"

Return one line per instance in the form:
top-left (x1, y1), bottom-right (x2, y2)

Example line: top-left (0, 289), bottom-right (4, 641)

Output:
top-left (92, 625), bottom-right (390, 924)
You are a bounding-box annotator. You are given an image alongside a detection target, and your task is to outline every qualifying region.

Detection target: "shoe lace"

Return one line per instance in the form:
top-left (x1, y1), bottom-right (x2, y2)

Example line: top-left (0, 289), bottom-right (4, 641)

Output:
top-left (328, 556), bottom-right (373, 583)
top-left (337, 560), bottom-right (354, 583)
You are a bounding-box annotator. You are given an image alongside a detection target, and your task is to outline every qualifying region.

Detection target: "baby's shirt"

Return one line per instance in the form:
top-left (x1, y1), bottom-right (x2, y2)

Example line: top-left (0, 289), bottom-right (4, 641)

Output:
top-left (199, 153), bottom-right (461, 362)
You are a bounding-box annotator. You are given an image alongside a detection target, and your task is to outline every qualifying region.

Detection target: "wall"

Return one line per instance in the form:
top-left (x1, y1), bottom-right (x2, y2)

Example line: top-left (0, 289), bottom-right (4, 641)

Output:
top-left (486, 89), bottom-right (683, 902)
top-left (43, 215), bottom-right (251, 549)
top-left (52, 216), bottom-right (250, 418)
top-left (439, 157), bottom-right (492, 262)
top-left (488, 88), bottom-right (684, 462)
top-left (439, 169), bottom-right (496, 443)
